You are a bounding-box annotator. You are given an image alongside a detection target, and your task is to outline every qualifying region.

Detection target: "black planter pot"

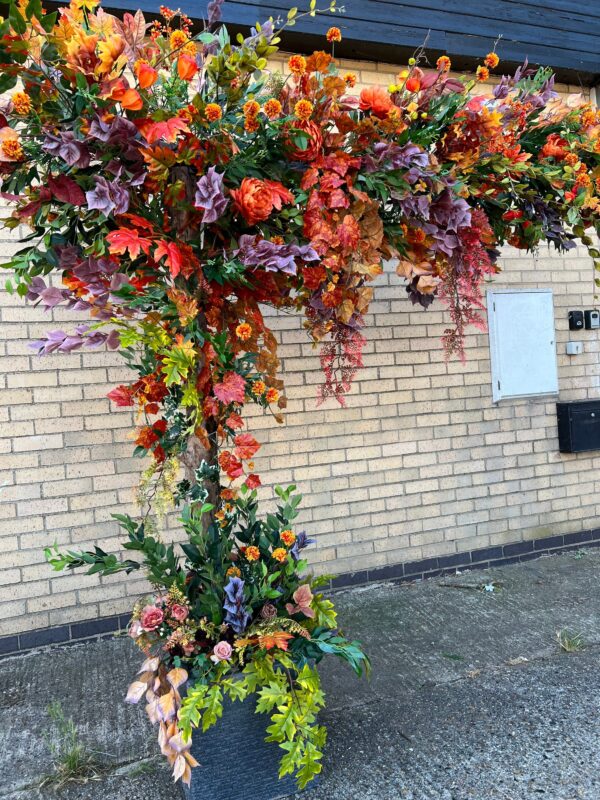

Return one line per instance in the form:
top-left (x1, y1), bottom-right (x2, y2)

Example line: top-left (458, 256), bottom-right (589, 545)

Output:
top-left (181, 692), bottom-right (306, 800)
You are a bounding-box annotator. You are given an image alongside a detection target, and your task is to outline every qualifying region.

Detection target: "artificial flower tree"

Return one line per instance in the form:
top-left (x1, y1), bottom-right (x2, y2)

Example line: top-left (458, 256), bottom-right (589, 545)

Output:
top-left (1, 0), bottom-right (600, 788)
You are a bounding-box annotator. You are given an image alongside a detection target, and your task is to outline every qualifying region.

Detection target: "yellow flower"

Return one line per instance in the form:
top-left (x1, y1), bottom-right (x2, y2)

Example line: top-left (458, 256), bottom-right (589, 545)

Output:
top-left (245, 546), bottom-right (260, 562)
top-left (265, 388), bottom-right (279, 403)
top-left (476, 65), bottom-right (490, 82)
top-left (436, 55), bottom-right (451, 72)
top-left (169, 30), bottom-right (189, 50)
top-left (235, 322), bottom-right (252, 341)
top-left (11, 91), bottom-right (31, 116)
top-left (73, 0), bottom-right (99, 10)
top-left (294, 99), bottom-right (313, 120)
top-left (252, 380), bottom-right (266, 396)
top-left (226, 566), bottom-right (241, 578)
top-left (272, 547), bottom-right (288, 563)
top-left (205, 103), bottom-right (222, 122)
top-left (344, 72), bottom-right (357, 87)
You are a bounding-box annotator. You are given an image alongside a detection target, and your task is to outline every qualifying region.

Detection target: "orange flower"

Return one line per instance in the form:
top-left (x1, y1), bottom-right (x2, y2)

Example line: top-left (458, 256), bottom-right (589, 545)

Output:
top-left (111, 80), bottom-right (143, 110)
top-left (244, 117), bottom-right (260, 133)
top-left (405, 76), bottom-right (421, 93)
top-left (407, 227), bottom-right (426, 244)
top-left (436, 55), bottom-right (451, 72)
top-left (134, 60), bottom-right (158, 89)
top-left (476, 66), bottom-right (489, 82)
top-left (294, 99), bottom-right (313, 120)
top-left (245, 546), bottom-right (260, 562)
top-left (280, 529), bottom-right (296, 547)
top-left (288, 54), bottom-right (306, 75)
top-left (177, 54), bottom-right (198, 81)
top-left (540, 133), bottom-right (569, 161)
top-left (564, 152), bottom-right (579, 166)
top-left (484, 52), bottom-right (499, 69)
top-left (265, 387), bottom-right (280, 403)
top-left (226, 566), bottom-right (241, 577)
top-left (263, 98), bottom-right (282, 119)
top-left (11, 91), bottom-right (31, 115)
top-left (1, 138), bottom-right (24, 162)
top-left (205, 103), bottom-right (222, 122)
top-left (169, 30), bottom-right (188, 50)
top-left (272, 547), bottom-right (288, 563)
top-left (326, 26), bottom-right (342, 42)
top-left (243, 100), bottom-right (260, 118)
top-left (235, 322), bottom-right (252, 341)
top-left (252, 380), bottom-right (266, 395)
top-left (344, 72), bottom-right (357, 87)
top-left (230, 178), bottom-right (293, 226)
top-left (359, 86), bottom-right (393, 119)
top-left (284, 119), bottom-right (323, 161)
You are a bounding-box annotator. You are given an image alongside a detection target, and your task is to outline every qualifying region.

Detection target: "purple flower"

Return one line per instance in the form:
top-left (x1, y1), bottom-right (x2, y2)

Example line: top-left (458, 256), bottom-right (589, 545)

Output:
top-left (236, 235), bottom-right (319, 276)
top-left (86, 176), bottom-right (130, 216)
top-left (290, 531), bottom-right (316, 561)
top-left (223, 576), bottom-right (250, 634)
top-left (42, 132), bottom-right (90, 169)
top-left (194, 167), bottom-right (228, 223)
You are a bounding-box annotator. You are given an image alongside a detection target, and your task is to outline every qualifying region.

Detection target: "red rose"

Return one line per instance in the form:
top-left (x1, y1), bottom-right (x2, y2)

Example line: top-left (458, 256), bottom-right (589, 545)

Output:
top-left (140, 604), bottom-right (164, 631)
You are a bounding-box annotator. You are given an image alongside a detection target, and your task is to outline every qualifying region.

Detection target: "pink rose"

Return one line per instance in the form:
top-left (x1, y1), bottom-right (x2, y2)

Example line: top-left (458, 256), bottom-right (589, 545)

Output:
top-left (170, 603), bottom-right (189, 622)
top-left (140, 604), bottom-right (164, 632)
top-left (128, 620), bottom-right (143, 639)
top-left (211, 640), bottom-right (233, 663)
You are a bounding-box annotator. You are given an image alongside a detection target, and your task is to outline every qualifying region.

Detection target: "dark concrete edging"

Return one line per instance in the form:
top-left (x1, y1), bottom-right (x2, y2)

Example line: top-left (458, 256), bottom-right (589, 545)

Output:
top-left (2, 526), bottom-right (599, 659)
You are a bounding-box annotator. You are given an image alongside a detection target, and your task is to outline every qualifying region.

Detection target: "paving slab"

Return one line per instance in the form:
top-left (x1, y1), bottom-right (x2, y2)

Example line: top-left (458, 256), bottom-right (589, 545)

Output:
top-left (2, 549), bottom-right (600, 799)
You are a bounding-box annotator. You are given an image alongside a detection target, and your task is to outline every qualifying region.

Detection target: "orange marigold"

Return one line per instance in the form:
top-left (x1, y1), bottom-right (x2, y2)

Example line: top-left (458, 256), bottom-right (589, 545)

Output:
top-left (265, 387), bottom-right (280, 403)
top-left (169, 30), bottom-right (188, 50)
top-left (263, 98), bottom-right (282, 119)
top-left (244, 117), bottom-right (260, 133)
top-left (226, 566), bottom-right (241, 577)
top-left (11, 91), bottom-right (31, 115)
top-left (280, 529), bottom-right (296, 547)
top-left (294, 99), bottom-right (314, 120)
top-left (235, 322), bottom-right (252, 341)
top-left (344, 72), bottom-right (357, 87)
top-left (326, 26), bottom-right (342, 42)
top-left (476, 66), bottom-right (490, 82)
top-left (288, 54), bottom-right (307, 75)
top-left (436, 55), bottom-right (451, 72)
top-left (245, 546), bottom-right (260, 562)
top-left (564, 152), bottom-right (579, 166)
top-left (1, 140), bottom-right (24, 161)
top-left (252, 380), bottom-right (266, 395)
top-left (205, 103), bottom-right (222, 122)
top-left (272, 547), bottom-right (288, 563)
top-left (243, 100), bottom-right (260, 118)
top-left (484, 52), bottom-right (499, 69)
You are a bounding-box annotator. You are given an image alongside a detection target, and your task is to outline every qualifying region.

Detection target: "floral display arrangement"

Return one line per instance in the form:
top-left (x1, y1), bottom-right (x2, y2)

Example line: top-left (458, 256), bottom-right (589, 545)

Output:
top-left (1, 0), bottom-right (600, 788)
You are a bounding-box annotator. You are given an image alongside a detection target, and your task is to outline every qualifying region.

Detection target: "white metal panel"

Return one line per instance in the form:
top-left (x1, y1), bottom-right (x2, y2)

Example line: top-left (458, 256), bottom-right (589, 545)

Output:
top-left (487, 289), bottom-right (559, 403)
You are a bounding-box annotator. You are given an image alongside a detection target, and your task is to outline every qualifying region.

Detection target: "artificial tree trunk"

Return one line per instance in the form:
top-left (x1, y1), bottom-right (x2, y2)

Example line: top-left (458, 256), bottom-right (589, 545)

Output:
top-left (169, 164), bottom-right (220, 528)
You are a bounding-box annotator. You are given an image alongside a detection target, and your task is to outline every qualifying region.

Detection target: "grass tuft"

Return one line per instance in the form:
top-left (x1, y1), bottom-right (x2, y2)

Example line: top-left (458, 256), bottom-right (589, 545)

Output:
top-left (556, 628), bottom-right (584, 653)
top-left (39, 701), bottom-right (105, 790)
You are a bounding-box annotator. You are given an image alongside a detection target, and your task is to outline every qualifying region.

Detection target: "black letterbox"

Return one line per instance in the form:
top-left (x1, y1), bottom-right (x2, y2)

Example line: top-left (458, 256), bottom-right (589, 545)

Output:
top-left (557, 400), bottom-right (600, 453)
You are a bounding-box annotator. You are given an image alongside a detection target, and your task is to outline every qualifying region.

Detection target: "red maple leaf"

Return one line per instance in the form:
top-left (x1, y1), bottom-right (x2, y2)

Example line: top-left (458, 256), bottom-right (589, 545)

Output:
top-left (106, 228), bottom-right (152, 259)
top-left (213, 372), bottom-right (246, 405)
top-left (140, 117), bottom-right (189, 144)
top-left (155, 240), bottom-right (184, 278)
top-left (338, 214), bottom-right (361, 251)
top-left (226, 413), bottom-right (244, 430)
top-left (244, 473), bottom-right (261, 490)
top-left (258, 631), bottom-right (294, 651)
top-left (234, 433), bottom-right (260, 461)
top-left (107, 385), bottom-right (133, 406)
top-left (218, 450), bottom-right (244, 479)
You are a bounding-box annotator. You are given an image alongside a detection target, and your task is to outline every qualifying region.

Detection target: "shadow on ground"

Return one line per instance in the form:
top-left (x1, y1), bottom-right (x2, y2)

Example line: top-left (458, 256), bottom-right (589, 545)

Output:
top-left (2, 549), bottom-right (600, 799)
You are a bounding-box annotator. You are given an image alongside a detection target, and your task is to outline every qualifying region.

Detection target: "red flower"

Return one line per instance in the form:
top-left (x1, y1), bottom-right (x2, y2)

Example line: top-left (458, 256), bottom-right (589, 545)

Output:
top-left (285, 120), bottom-right (323, 162)
top-left (107, 385), bottom-right (134, 406)
top-left (136, 426), bottom-right (159, 449)
top-left (359, 86), bottom-right (393, 118)
top-left (245, 473), bottom-right (262, 490)
top-left (152, 419), bottom-right (168, 434)
top-left (219, 450), bottom-right (244, 479)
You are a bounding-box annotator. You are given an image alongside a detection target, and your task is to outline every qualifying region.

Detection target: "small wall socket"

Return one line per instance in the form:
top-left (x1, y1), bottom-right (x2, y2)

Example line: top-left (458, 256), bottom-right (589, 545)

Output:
top-left (566, 341), bottom-right (584, 355)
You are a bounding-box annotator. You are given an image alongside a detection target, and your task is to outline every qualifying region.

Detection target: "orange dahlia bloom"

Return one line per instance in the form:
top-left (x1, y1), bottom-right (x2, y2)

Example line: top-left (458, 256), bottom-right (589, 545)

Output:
top-left (235, 322), bottom-right (252, 341)
top-left (230, 178), bottom-right (293, 226)
top-left (540, 133), bottom-right (569, 161)
top-left (476, 66), bottom-right (490, 82)
top-left (436, 55), bottom-right (451, 72)
top-left (280, 529), bottom-right (296, 547)
top-left (294, 99), bottom-right (314, 120)
top-left (263, 98), bottom-right (282, 119)
top-left (326, 26), bottom-right (342, 42)
top-left (285, 119), bottom-right (323, 161)
top-left (265, 387), bottom-right (280, 403)
top-left (272, 547), bottom-right (288, 563)
top-left (245, 546), bottom-right (260, 561)
top-left (205, 103), bottom-right (222, 122)
top-left (359, 85), bottom-right (393, 118)
top-left (11, 91), bottom-right (31, 115)
top-left (288, 54), bottom-right (306, 75)
top-left (484, 52), bottom-right (499, 69)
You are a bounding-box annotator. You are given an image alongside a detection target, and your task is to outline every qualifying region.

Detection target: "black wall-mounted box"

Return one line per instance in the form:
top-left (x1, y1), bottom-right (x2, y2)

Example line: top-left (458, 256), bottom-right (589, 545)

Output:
top-left (557, 400), bottom-right (600, 453)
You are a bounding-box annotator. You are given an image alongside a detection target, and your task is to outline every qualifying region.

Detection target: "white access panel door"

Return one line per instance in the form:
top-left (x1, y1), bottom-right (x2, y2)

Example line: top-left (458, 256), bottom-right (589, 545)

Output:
top-left (487, 289), bottom-right (559, 403)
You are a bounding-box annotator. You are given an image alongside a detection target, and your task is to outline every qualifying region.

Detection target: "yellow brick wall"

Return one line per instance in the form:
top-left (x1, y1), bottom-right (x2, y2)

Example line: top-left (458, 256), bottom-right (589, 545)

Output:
top-left (0, 59), bottom-right (596, 636)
